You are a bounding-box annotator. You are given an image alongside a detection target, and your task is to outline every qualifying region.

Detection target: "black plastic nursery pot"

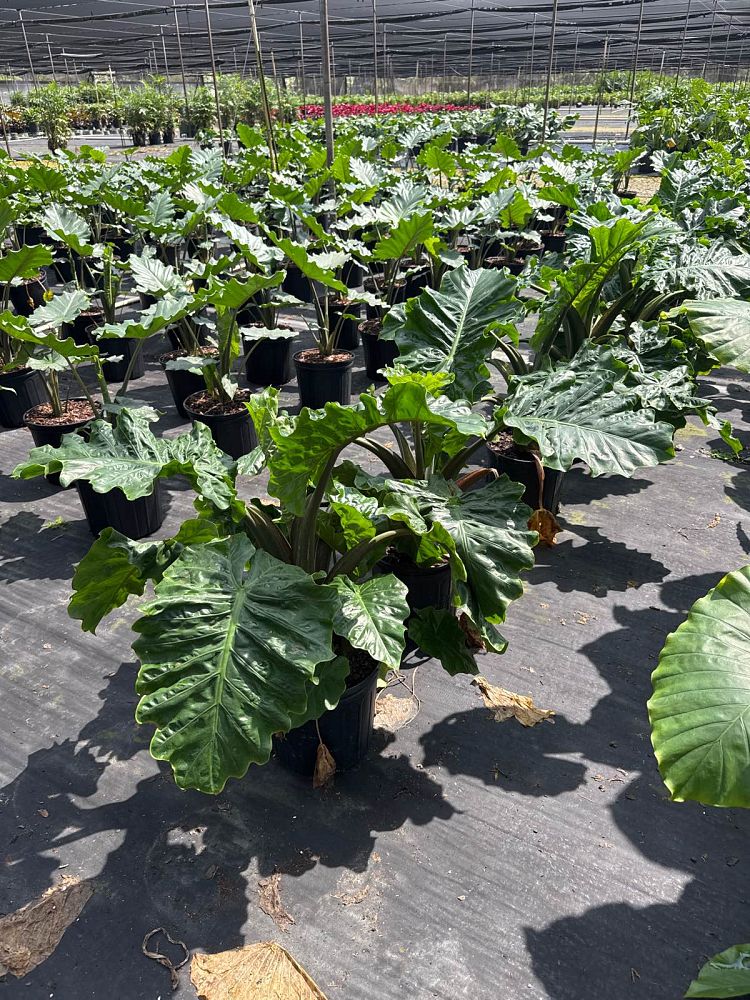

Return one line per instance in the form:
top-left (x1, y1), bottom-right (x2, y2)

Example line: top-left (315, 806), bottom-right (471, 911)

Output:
top-left (377, 552), bottom-right (453, 658)
top-left (99, 338), bottom-right (145, 383)
top-left (0, 369), bottom-right (48, 429)
top-left (342, 259), bottom-right (364, 288)
top-left (363, 277), bottom-right (406, 320)
top-left (62, 308), bottom-right (104, 347)
top-left (23, 399), bottom-right (98, 487)
top-left (160, 350), bottom-right (214, 419)
top-left (275, 659), bottom-right (379, 776)
top-left (6, 272), bottom-right (47, 317)
top-left (294, 350), bottom-right (353, 408)
top-left (184, 391), bottom-right (257, 460)
top-left (403, 268), bottom-right (430, 298)
top-left (329, 298), bottom-right (362, 350)
top-left (76, 479), bottom-right (165, 540)
top-left (541, 232), bottom-right (567, 253)
top-left (282, 263), bottom-right (313, 303)
top-left (359, 321), bottom-right (398, 382)
top-left (244, 332), bottom-right (296, 387)
top-left (487, 442), bottom-right (565, 513)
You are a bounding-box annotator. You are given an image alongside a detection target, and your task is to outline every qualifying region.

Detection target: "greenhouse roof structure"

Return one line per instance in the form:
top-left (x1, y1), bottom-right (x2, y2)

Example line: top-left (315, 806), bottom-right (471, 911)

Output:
top-left (1, 0), bottom-right (749, 84)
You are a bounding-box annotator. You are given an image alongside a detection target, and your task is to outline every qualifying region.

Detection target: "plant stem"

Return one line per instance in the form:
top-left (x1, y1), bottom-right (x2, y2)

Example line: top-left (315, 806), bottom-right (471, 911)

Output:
top-left (325, 527), bottom-right (412, 582)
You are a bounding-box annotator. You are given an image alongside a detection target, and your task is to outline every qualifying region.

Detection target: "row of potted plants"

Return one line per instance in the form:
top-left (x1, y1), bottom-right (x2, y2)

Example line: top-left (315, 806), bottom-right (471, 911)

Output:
top-left (2, 104), bottom-right (748, 797)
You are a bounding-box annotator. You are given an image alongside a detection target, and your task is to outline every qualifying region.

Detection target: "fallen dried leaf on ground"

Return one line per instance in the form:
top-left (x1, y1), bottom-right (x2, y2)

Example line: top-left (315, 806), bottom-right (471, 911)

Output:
top-left (142, 927), bottom-right (189, 991)
top-left (472, 675), bottom-right (555, 727)
top-left (313, 743), bottom-right (336, 789)
top-left (335, 884), bottom-right (371, 906)
top-left (528, 508), bottom-right (561, 546)
top-left (191, 941), bottom-right (328, 999)
top-left (0, 876), bottom-right (94, 978)
top-left (374, 693), bottom-right (417, 731)
top-left (257, 873), bottom-right (295, 931)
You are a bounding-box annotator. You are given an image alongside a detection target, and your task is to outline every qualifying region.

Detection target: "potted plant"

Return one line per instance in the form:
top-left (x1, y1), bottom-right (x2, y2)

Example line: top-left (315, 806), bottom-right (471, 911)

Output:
top-left (61, 369), bottom-right (538, 791)
top-left (13, 405), bottom-right (235, 539)
top-left (0, 242), bottom-right (55, 427)
top-left (0, 290), bottom-right (104, 484)
top-left (183, 271), bottom-right (285, 457)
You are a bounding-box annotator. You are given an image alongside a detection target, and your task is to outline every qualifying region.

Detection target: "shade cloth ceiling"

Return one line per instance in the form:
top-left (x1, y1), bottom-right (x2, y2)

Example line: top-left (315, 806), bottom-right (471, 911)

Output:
top-left (1, 1), bottom-right (748, 83)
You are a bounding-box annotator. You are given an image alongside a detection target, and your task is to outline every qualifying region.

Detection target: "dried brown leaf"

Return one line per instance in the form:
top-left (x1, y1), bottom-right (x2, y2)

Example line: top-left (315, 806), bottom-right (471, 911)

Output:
top-left (528, 508), bottom-right (561, 546)
top-left (335, 884), bottom-right (370, 907)
top-left (472, 675), bottom-right (555, 727)
top-left (191, 941), bottom-right (328, 999)
top-left (0, 876), bottom-right (94, 978)
top-left (312, 742), bottom-right (336, 789)
top-left (257, 873), bottom-right (295, 932)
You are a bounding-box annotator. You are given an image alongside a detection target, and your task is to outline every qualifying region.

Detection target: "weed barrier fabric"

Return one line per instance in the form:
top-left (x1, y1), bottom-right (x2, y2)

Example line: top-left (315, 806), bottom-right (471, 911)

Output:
top-left (2, 0), bottom-right (750, 80)
top-left (0, 326), bottom-right (749, 998)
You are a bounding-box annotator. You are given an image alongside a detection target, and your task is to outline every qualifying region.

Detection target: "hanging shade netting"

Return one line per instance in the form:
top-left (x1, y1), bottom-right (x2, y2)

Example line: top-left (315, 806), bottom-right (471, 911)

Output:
top-left (0, 0), bottom-right (749, 82)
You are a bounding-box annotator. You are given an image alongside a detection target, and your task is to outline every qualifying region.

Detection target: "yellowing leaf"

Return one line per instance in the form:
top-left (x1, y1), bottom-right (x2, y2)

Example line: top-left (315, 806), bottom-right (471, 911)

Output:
top-left (528, 508), bottom-right (561, 546)
top-left (472, 674), bottom-right (555, 727)
top-left (313, 742), bottom-right (336, 789)
top-left (191, 941), bottom-right (328, 999)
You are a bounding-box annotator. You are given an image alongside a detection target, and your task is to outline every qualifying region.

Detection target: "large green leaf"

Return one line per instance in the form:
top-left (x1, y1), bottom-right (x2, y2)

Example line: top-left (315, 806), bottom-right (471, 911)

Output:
top-left (267, 377), bottom-right (486, 515)
top-left (685, 944), bottom-right (750, 998)
top-left (69, 518), bottom-right (223, 633)
top-left (133, 535), bottom-right (340, 793)
top-left (373, 212), bottom-right (434, 262)
top-left (408, 607), bottom-right (479, 675)
top-left (648, 566), bottom-right (750, 808)
top-left (384, 476), bottom-right (536, 624)
top-left (649, 243), bottom-right (750, 299)
top-left (381, 266), bottom-right (520, 402)
top-left (200, 272), bottom-right (284, 312)
top-left (12, 408), bottom-right (235, 507)
top-left (0, 289), bottom-right (99, 359)
top-left (40, 204), bottom-right (93, 256)
top-left (500, 367), bottom-right (676, 476)
top-left (97, 295), bottom-right (196, 341)
top-left (0, 244), bottom-right (53, 284)
top-left (267, 238), bottom-right (346, 294)
top-left (128, 252), bottom-right (185, 297)
top-left (682, 299), bottom-right (750, 373)
top-left (331, 575), bottom-right (409, 670)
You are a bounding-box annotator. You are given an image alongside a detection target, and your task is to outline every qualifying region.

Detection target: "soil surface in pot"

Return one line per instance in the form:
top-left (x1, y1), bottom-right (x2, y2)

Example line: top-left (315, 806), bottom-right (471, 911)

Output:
top-left (487, 429), bottom-right (531, 461)
top-left (187, 390), bottom-right (251, 416)
top-left (160, 346), bottom-right (218, 365)
top-left (333, 637), bottom-right (379, 687)
top-left (360, 319), bottom-right (382, 337)
top-left (296, 349), bottom-right (353, 365)
top-left (24, 399), bottom-right (97, 426)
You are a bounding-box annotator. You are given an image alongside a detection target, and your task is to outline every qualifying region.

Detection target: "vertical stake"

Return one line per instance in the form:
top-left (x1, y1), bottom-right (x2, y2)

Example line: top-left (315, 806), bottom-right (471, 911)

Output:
top-left (172, 0), bottom-right (190, 111)
top-left (675, 0), bottom-right (693, 84)
top-left (625, 0), bottom-right (646, 139)
top-left (19, 12), bottom-right (38, 90)
top-left (299, 13), bottom-right (307, 107)
top-left (467, 0), bottom-right (476, 103)
top-left (160, 26), bottom-right (171, 78)
top-left (542, 0), bottom-right (560, 140)
top-left (372, 0), bottom-right (379, 113)
top-left (245, 0), bottom-right (277, 169)
top-left (46, 36), bottom-right (57, 84)
top-left (529, 13), bottom-right (538, 100)
top-left (203, 0), bottom-right (226, 155)
top-left (592, 36), bottom-right (609, 148)
top-left (319, 0), bottom-right (335, 167)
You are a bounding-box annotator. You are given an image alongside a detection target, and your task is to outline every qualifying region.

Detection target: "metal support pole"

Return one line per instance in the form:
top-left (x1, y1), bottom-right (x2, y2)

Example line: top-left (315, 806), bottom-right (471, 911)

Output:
top-left (467, 0), bottom-right (476, 103)
top-left (529, 13), bottom-right (538, 99)
top-left (319, 0), bottom-right (335, 166)
top-left (675, 0), bottom-right (693, 84)
top-left (63, 56), bottom-right (71, 87)
top-left (203, 0), bottom-right (226, 154)
top-left (625, 0), bottom-right (646, 139)
top-left (592, 36), bottom-right (609, 148)
top-left (541, 0), bottom-right (560, 140)
top-left (707, 0), bottom-right (718, 67)
top-left (172, 0), bottom-right (190, 110)
top-left (722, 18), bottom-right (733, 83)
top-left (568, 30), bottom-right (580, 112)
top-left (372, 0), bottom-right (379, 113)
top-left (18, 13), bottom-right (38, 90)
top-left (383, 24), bottom-right (387, 96)
top-left (443, 34), bottom-right (448, 86)
top-left (299, 14), bottom-right (307, 106)
top-left (160, 27), bottom-right (171, 79)
top-left (245, 0), bottom-right (277, 169)
top-left (46, 36), bottom-right (57, 84)
top-left (0, 102), bottom-right (12, 157)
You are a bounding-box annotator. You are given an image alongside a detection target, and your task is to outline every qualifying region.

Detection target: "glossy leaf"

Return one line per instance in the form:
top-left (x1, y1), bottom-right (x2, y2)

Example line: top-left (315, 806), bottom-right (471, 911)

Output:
top-left (649, 566), bottom-right (750, 808)
top-left (683, 299), bottom-right (750, 373)
top-left (133, 535), bottom-right (341, 792)
top-left (685, 944), bottom-right (750, 998)
top-left (331, 574), bottom-right (409, 670)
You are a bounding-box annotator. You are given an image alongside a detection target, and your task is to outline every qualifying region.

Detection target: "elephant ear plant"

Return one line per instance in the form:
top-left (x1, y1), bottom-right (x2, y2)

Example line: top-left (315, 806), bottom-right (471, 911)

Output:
top-left (62, 370), bottom-right (538, 794)
top-left (648, 567), bottom-right (750, 999)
